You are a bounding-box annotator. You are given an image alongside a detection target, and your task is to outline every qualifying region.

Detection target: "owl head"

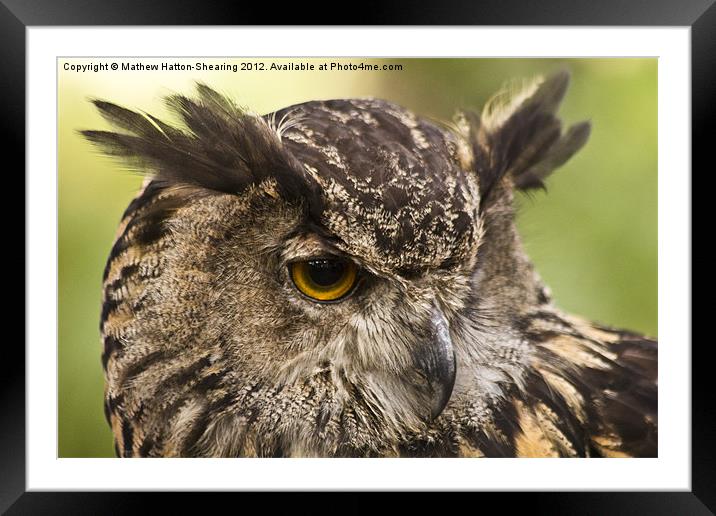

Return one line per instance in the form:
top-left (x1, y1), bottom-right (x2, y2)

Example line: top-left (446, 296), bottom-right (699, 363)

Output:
top-left (86, 71), bottom-right (593, 457)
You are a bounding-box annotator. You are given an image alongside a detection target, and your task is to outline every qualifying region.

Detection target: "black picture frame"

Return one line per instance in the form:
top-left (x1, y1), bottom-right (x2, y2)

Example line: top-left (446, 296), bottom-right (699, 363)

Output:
top-left (4, 1), bottom-right (708, 513)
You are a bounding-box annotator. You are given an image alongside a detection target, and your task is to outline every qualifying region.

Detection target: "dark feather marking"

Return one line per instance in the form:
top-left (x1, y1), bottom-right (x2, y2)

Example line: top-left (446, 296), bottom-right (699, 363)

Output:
top-left (106, 393), bottom-right (123, 415)
top-left (532, 309), bottom-right (574, 328)
top-left (315, 405), bottom-right (332, 434)
top-left (106, 264), bottom-right (140, 293)
top-left (522, 329), bottom-right (562, 344)
top-left (193, 372), bottom-right (223, 395)
top-left (489, 394), bottom-right (522, 455)
top-left (119, 350), bottom-right (168, 387)
top-left (138, 437), bottom-right (155, 457)
top-left (101, 335), bottom-right (123, 371)
top-left (462, 426), bottom-right (516, 458)
top-left (100, 298), bottom-right (119, 327)
top-left (121, 418), bottom-right (134, 457)
top-left (103, 237), bottom-right (131, 282)
top-left (103, 399), bottom-right (112, 425)
top-left (207, 392), bottom-right (237, 418)
top-left (267, 445), bottom-right (286, 458)
top-left (161, 356), bottom-right (213, 390)
top-left (122, 192), bottom-right (192, 250)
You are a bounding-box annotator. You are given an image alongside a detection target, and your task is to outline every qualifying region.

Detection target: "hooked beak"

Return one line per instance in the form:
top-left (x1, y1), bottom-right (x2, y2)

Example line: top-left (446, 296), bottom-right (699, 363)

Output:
top-left (414, 305), bottom-right (456, 420)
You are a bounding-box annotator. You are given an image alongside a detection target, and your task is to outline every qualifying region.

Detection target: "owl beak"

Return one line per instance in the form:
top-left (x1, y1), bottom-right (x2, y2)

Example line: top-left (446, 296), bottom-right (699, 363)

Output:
top-left (417, 306), bottom-right (457, 420)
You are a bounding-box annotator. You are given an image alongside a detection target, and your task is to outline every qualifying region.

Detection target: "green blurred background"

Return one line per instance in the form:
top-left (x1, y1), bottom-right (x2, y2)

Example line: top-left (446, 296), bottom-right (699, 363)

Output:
top-left (59, 58), bottom-right (657, 457)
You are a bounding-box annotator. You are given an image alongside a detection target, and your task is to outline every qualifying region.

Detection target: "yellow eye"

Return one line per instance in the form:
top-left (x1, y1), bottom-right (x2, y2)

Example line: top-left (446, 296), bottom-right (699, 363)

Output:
top-left (289, 258), bottom-right (359, 302)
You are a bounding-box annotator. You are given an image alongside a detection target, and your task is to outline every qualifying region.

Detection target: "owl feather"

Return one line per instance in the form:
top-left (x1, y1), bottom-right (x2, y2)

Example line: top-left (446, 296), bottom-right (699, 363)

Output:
top-left (457, 70), bottom-right (592, 203)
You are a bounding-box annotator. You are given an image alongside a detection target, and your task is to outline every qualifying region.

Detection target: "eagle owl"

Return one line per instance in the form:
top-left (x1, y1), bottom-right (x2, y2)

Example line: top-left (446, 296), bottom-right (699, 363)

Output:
top-left (85, 71), bottom-right (657, 458)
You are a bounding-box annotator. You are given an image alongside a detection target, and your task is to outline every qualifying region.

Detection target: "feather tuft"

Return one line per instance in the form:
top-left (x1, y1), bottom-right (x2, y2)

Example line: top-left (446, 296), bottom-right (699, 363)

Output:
top-left (81, 83), bottom-right (321, 208)
top-left (457, 69), bottom-right (591, 205)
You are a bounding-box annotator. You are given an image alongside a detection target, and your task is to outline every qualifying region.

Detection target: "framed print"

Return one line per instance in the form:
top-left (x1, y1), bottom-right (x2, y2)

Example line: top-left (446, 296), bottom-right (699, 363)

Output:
top-left (5, 0), bottom-right (710, 512)
top-left (58, 55), bottom-right (661, 462)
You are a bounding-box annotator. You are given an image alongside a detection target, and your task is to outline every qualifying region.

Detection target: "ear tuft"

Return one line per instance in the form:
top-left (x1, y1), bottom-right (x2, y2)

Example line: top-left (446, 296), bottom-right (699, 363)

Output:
top-left (81, 83), bottom-right (320, 206)
top-left (458, 70), bottom-right (591, 205)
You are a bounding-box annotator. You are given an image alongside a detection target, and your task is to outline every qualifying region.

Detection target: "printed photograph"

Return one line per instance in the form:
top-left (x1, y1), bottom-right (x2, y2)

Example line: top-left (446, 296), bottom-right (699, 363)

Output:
top-left (58, 58), bottom-right (657, 458)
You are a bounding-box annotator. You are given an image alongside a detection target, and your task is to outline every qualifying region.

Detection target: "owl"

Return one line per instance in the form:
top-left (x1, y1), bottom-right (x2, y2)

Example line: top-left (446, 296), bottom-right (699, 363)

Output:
top-left (84, 70), bottom-right (657, 458)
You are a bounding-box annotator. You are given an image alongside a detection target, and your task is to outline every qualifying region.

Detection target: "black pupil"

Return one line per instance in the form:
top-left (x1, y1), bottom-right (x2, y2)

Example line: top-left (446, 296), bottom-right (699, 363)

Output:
top-left (307, 260), bottom-right (346, 287)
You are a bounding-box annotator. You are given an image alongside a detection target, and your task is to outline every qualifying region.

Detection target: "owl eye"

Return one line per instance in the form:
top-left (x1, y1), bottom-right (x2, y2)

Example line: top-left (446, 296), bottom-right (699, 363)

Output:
top-left (289, 258), bottom-right (359, 302)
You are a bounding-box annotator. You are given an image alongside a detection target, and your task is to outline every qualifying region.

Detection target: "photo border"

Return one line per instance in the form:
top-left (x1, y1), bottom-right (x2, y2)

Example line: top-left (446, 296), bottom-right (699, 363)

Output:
top-left (5, 0), bottom-right (709, 512)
